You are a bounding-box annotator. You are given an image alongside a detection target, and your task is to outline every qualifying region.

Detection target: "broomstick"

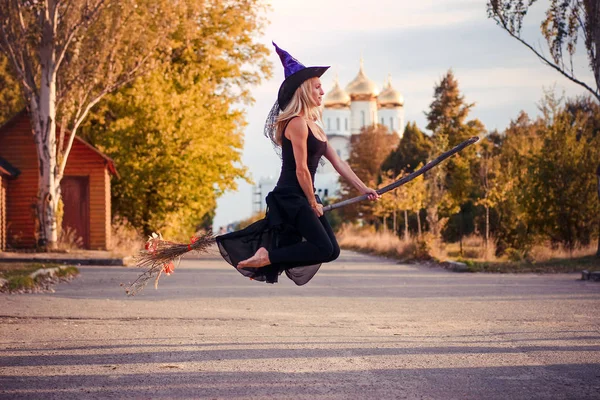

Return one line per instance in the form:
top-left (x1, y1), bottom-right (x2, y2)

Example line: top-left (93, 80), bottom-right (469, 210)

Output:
top-left (125, 136), bottom-right (479, 295)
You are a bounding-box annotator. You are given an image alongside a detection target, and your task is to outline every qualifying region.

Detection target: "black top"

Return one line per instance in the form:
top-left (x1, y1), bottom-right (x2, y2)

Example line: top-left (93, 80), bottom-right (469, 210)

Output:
top-left (276, 118), bottom-right (327, 190)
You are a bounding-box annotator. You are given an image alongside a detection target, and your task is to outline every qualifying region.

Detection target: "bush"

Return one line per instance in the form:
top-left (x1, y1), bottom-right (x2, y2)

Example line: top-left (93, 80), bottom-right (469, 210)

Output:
top-left (8, 276), bottom-right (34, 291)
top-left (56, 266), bottom-right (79, 278)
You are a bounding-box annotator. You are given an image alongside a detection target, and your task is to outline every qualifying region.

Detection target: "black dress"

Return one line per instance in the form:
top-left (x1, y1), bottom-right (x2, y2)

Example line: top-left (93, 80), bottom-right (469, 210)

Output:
top-left (216, 118), bottom-right (339, 285)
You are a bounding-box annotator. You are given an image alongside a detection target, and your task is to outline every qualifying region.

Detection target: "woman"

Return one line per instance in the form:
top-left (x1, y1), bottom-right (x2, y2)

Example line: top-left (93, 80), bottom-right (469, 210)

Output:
top-left (216, 42), bottom-right (379, 285)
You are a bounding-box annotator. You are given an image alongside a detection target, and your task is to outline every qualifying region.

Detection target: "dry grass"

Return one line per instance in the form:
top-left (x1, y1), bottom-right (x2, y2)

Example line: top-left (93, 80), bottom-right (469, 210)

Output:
top-left (109, 217), bottom-right (145, 257)
top-left (445, 234), bottom-right (499, 261)
top-left (527, 242), bottom-right (598, 262)
top-left (337, 224), bottom-right (443, 261)
top-left (56, 226), bottom-right (84, 251)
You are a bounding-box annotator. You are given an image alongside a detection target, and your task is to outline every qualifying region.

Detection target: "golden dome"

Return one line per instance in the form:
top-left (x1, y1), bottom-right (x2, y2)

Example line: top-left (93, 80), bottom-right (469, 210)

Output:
top-left (324, 75), bottom-right (351, 108)
top-left (377, 75), bottom-right (403, 107)
top-left (345, 59), bottom-right (378, 99)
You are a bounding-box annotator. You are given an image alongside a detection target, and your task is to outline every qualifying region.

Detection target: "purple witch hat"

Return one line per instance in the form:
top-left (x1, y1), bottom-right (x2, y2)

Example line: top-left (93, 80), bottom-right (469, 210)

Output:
top-left (273, 42), bottom-right (329, 110)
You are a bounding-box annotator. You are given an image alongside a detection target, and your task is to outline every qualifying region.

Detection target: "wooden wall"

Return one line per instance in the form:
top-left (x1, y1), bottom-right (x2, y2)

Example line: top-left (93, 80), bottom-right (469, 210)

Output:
top-left (0, 115), bottom-right (38, 248)
top-left (0, 113), bottom-right (112, 250)
top-left (63, 140), bottom-right (111, 250)
top-left (0, 176), bottom-right (6, 251)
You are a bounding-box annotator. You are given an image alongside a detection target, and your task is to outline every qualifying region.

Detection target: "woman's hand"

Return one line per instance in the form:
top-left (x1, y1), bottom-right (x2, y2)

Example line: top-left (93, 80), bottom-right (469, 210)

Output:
top-left (361, 187), bottom-right (380, 201)
top-left (311, 202), bottom-right (324, 217)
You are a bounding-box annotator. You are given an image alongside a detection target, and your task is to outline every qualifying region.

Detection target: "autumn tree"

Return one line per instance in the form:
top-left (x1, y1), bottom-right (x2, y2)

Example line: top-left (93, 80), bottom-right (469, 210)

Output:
top-left (339, 124), bottom-right (399, 223)
top-left (525, 94), bottom-right (600, 251)
top-left (0, 54), bottom-right (22, 124)
top-left (424, 70), bottom-right (484, 246)
top-left (488, 0), bottom-right (600, 102)
top-left (406, 166), bottom-right (427, 237)
top-left (372, 173), bottom-right (397, 232)
top-left (492, 111), bottom-right (544, 253)
top-left (382, 121), bottom-right (431, 175)
top-left (81, 1), bottom-right (270, 239)
top-left (474, 131), bottom-right (503, 249)
top-left (0, 0), bottom-right (180, 248)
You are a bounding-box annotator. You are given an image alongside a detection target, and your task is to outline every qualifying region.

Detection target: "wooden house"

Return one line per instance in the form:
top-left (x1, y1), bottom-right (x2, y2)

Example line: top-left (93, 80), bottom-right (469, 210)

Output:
top-left (0, 110), bottom-right (117, 250)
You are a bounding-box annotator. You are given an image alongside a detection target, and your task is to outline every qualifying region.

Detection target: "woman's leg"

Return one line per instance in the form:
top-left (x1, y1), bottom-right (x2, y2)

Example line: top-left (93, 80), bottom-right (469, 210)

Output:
top-left (238, 205), bottom-right (340, 269)
top-left (319, 214), bottom-right (340, 262)
top-left (268, 205), bottom-right (334, 265)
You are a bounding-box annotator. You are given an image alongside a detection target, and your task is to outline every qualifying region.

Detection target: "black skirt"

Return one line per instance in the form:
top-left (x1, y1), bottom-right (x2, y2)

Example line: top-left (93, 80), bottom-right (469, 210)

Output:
top-left (216, 186), bottom-right (323, 285)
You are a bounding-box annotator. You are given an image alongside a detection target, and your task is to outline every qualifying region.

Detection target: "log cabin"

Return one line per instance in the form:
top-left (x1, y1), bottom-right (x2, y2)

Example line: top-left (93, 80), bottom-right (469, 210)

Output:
top-left (0, 110), bottom-right (117, 250)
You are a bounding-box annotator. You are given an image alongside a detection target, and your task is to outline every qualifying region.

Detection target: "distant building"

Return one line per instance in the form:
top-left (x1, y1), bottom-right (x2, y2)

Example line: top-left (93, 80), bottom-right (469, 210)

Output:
top-left (315, 60), bottom-right (405, 199)
top-left (252, 176), bottom-right (277, 214)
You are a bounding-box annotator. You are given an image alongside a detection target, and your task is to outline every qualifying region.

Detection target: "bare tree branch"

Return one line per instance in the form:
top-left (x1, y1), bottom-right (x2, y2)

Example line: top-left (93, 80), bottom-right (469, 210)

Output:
top-left (55, 0), bottom-right (105, 70)
top-left (492, 5), bottom-right (600, 102)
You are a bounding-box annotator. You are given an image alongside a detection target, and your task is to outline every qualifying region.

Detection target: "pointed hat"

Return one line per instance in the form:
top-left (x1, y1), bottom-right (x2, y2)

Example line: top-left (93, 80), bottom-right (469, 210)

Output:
top-left (273, 42), bottom-right (329, 110)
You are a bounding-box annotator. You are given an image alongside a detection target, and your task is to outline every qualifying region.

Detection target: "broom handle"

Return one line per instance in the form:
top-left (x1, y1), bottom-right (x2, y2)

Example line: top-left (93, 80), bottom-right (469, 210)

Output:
top-left (322, 136), bottom-right (480, 213)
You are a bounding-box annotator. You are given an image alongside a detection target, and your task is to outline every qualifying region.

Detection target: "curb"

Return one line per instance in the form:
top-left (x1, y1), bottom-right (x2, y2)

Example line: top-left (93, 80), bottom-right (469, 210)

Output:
top-left (0, 257), bottom-right (128, 266)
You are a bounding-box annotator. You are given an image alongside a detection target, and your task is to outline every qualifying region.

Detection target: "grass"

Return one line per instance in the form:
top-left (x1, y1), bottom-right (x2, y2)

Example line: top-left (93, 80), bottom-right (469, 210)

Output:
top-left (0, 262), bottom-right (79, 292)
top-left (467, 255), bottom-right (600, 273)
top-left (337, 225), bottom-right (600, 273)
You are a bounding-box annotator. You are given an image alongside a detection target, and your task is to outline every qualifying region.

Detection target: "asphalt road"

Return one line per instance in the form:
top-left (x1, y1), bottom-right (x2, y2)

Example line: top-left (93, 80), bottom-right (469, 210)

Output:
top-left (1, 249), bottom-right (599, 399)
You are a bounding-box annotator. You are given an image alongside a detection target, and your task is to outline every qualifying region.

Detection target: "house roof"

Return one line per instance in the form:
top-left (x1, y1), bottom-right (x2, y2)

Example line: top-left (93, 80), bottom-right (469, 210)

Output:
top-left (0, 156), bottom-right (20, 178)
top-left (0, 109), bottom-right (118, 178)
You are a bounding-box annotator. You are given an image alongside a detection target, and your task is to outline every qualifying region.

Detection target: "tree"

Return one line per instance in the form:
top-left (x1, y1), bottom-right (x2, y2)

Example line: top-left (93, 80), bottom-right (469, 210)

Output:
top-left (0, 53), bottom-right (23, 124)
top-left (372, 174), bottom-right (397, 232)
top-left (488, 0), bottom-right (600, 102)
top-left (424, 70), bottom-right (484, 246)
top-left (474, 131), bottom-right (503, 249)
top-left (493, 111), bottom-right (544, 253)
top-left (382, 121), bottom-right (431, 175)
top-left (339, 124), bottom-right (399, 223)
top-left (423, 132), bottom-right (450, 238)
top-left (388, 166), bottom-right (428, 239)
top-left (81, 0), bottom-right (270, 239)
top-left (597, 163), bottom-right (600, 256)
top-left (425, 70), bottom-right (474, 137)
top-left (407, 165), bottom-right (427, 237)
top-left (0, 0), bottom-right (179, 248)
top-left (525, 94), bottom-right (600, 251)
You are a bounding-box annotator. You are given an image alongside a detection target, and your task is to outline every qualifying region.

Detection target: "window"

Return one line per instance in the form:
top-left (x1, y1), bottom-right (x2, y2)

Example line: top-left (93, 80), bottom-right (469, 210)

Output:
top-left (390, 117), bottom-right (394, 131)
top-left (381, 117), bottom-right (384, 125)
top-left (336, 117), bottom-right (340, 131)
top-left (361, 111), bottom-right (365, 126)
top-left (324, 189), bottom-right (329, 198)
top-left (345, 118), bottom-right (348, 130)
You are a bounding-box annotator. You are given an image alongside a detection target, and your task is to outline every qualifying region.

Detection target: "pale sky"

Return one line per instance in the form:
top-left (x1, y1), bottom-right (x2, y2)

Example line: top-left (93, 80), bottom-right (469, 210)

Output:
top-left (212, 0), bottom-right (594, 231)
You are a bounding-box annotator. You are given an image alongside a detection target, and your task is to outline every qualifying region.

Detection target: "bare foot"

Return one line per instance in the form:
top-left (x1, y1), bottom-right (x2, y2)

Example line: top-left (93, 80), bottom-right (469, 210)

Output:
top-left (238, 247), bottom-right (271, 268)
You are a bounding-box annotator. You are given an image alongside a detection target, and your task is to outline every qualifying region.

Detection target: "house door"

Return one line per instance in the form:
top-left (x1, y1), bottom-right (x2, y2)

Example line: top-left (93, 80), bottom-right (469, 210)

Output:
top-left (61, 176), bottom-right (90, 249)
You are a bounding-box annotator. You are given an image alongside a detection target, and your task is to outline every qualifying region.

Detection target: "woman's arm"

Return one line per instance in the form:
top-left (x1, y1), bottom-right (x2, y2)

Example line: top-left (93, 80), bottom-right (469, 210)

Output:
top-left (323, 143), bottom-right (379, 201)
top-left (287, 117), bottom-right (323, 216)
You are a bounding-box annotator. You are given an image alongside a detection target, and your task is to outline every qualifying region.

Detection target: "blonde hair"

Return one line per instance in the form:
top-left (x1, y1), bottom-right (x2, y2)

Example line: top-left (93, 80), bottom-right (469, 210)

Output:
top-left (274, 78), bottom-right (322, 145)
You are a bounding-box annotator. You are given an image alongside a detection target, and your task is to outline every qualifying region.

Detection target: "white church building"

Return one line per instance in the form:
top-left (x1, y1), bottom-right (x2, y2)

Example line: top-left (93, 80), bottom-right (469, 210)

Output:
top-left (314, 60), bottom-right (405, 201)
top-left (253, 61), bottom-right (404, 213)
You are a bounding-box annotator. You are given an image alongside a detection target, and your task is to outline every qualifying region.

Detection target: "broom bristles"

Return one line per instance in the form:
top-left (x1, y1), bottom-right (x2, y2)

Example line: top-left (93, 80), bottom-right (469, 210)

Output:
top-left (125, 232), bottom-right (216, 296)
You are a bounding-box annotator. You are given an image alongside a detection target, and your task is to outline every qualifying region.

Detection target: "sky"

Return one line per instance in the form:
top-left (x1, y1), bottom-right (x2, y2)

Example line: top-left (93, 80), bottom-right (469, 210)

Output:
top-left (212, 0), bottom-right (595, 231)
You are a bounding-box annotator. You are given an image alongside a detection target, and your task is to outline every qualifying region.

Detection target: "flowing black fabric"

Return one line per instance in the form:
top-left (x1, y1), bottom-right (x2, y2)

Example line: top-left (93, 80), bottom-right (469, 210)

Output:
top-left (216, 118), bottom-right (338, 285)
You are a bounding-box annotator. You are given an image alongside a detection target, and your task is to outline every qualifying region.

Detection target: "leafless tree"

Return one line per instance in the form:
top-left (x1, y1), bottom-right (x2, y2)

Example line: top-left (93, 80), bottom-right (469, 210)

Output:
top-left (488, 0), bottom-right (600, 102)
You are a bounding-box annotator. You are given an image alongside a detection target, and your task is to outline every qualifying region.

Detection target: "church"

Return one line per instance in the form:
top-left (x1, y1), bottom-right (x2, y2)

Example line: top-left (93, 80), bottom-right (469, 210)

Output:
top-left (314, 60), bottom-right (405, 200)
top-left (252, 61), bottom-right (405, 213)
